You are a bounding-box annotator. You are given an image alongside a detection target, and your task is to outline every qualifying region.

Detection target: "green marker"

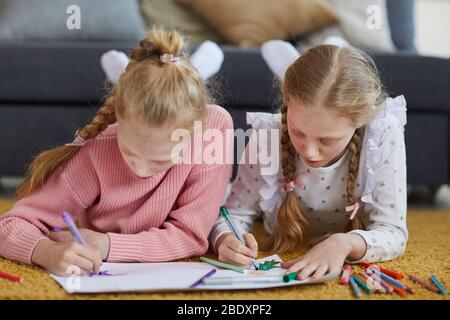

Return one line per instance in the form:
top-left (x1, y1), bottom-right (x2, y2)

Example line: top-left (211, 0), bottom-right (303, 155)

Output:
top-left (220, 206), bottom-right (259, 270)
top-left (283, 272), bottom-right (298, 283)
top-left (352, 275), bottom-right (372, 294)
top-left (200, 257), bottom-right (246, 274)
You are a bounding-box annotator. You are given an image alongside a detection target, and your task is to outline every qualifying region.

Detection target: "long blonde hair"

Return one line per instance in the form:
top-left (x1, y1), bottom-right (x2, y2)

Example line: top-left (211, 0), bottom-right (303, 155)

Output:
top-left (265, 45), bottom-right (387, 253)
top-left (17, 26), bottom-right (208, 199)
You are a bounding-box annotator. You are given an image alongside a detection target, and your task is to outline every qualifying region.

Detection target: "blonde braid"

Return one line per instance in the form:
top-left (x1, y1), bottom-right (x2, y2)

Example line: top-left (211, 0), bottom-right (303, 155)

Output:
top-left (77, 94), bottom-right (117, 141)
top-left (346, 128), bottom-right (365, 230)
top-left (16, 93), bottom-right (117, 199)
top-left (263, 105), bottom-right (310, 253)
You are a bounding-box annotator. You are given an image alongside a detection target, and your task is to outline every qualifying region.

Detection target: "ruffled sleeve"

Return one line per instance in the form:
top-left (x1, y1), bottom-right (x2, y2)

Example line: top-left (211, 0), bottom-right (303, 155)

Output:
top-left (208, 112), bottom-right (283, 250)
top-left (348, 95), bottom-right (408, 263)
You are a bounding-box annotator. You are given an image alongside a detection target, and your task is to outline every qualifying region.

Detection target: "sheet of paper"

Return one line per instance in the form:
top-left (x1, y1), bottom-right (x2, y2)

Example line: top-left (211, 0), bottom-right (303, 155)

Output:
top-left (197, 255), bottom-right (340, 290)
top-left (49, 255), bottom-right (339, 293)
top-left (50, 262), bottom-right (213, 293)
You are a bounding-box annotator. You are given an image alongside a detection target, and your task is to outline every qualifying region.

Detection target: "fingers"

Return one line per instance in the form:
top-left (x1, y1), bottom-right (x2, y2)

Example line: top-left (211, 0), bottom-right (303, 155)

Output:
top-left (243, 233), bottom-right (258, 258)
top-left (284, 258), bottom-right (305, 272)
top-left (217, 233), bottom-right (257, 267)
top-left (297, 262), bottom-right (319, 280)
top-left (284, 258), bottom-right (329, 281)
top-left (69, 254), bottom-right (95, 274)
top-left (310, 265), bottom-right (329, 280)
top-left (225, 236), bottom-right (253, 257)
top-left (281, 260), bottom-right (296, 269)
top-left (219, 245), bottom-right (253, 267)
top-left (74, 244), bottom-right (103, 274)
top-left (48, 231), bottom-right (72, 242)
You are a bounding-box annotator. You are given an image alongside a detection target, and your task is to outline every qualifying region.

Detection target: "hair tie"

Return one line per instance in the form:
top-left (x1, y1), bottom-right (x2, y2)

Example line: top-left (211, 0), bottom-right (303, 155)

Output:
top-left (346, 202), bottom-right (360, 220)
top-left (281, 171), bottom-right (308, 192)
top-left (65, 130), bottom-right (86, 147)
top-left (160, 53), bottom-right (181, 64)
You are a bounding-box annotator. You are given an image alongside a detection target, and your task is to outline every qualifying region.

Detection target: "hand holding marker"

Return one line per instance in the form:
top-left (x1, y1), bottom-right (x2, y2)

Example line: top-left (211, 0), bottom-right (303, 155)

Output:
top-left (220, 206), bottom-right (258, 270)
top-left (61, 211), bottom-right (102, 275)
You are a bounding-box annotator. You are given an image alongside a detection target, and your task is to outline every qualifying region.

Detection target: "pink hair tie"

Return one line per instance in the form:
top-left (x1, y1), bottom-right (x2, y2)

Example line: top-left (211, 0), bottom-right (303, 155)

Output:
top-left (346, 202), bottom-right (360, 220)
top-left (281, 171), bottom-right (308, 192)
top-left (65, 130), bottom-right (86, 147)
top-left (160, 53), bottom-right (181, 64)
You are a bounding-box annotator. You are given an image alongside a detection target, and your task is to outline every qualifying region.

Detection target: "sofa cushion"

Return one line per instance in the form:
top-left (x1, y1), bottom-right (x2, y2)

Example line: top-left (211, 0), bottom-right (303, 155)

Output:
top-left (139, 0), bottom-right (223, 44)
top-left (325, 0), bottom-right (395, 52)
top-left (386, 0), bottom-right (416, 52)
top-left (0, 0), bottom-right (146, 40)
top-left (0, 40), bottom-right (138, 103)
top-left (176, 0), bottom-right (338, 46)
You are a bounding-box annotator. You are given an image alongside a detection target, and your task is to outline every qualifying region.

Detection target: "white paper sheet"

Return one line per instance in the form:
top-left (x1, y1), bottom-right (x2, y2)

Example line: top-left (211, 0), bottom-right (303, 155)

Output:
top-left (49, 255), bottom-right (339, 294)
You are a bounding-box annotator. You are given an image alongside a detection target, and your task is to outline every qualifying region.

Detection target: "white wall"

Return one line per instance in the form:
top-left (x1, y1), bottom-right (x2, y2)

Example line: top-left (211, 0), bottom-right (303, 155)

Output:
top-left (416, 0), bottom-right (450, 57)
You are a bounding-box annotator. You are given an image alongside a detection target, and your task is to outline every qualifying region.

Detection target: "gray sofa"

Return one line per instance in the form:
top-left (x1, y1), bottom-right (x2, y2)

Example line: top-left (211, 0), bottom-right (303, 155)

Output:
top-left (0, 0), bottom-right (449, 187)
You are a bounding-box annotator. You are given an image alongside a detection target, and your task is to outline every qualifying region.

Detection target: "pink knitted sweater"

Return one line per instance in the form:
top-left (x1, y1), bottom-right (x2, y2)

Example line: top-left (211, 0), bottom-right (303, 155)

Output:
top-left (0, 105), bottom-right (232, 264)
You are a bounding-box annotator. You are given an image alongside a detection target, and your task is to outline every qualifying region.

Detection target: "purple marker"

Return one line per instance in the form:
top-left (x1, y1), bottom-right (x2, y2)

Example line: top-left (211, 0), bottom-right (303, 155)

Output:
top-left (62, 211), bottom-right (107, 276)
top-left (61, 211), bottom-right (87, 245)
top-left (190, 269), bottom-right (217, 288)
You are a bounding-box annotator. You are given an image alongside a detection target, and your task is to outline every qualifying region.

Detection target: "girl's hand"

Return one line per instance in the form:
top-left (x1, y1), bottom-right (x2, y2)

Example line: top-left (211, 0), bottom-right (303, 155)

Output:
top-left (31, 239), bottom-right (103, 277)
top-left (216, 232), bottom-right (258, 267)
top-left (49, 228), bottom-right (110, 260)
top-left (281, 233), bottom-right (356, 281)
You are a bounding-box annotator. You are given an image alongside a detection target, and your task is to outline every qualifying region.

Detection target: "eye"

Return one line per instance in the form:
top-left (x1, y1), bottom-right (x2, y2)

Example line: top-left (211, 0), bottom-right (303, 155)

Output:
top-left (294, 130), bottom-right (305, 138)
top-left (320, 138), bottom-right (338, 146)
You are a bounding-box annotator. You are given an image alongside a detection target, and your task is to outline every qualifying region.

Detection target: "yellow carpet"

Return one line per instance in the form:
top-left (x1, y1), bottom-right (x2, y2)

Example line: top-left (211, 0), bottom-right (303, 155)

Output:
top-left (0, 198), bottom-right (449, 300)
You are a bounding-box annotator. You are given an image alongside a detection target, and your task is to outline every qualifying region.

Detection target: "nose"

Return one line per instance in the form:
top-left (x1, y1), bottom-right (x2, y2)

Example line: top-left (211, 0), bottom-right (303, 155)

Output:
top-left (302, 141), bottom-right (320, 159)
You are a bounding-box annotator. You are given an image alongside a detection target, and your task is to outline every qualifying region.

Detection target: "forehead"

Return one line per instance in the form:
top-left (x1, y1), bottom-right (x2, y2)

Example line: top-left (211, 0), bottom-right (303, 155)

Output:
top-left (117, 117), bottom-right (181, 159)
top-left (286, 98), bottom-right (354, 137)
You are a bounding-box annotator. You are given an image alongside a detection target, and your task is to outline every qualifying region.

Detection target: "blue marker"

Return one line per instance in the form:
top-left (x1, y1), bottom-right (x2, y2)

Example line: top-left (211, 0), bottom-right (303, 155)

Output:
top-left (349, 275), bottom-right (362, 298)
top-left (378, 271), bottom-right (406, 289)
top-left (431, 275), bottom-right (447, 295)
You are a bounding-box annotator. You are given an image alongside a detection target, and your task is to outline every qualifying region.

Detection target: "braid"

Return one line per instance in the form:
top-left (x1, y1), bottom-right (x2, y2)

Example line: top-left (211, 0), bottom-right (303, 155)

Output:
top-left (281, 105), bottom-right (298, 182)
top-left (16, 93), bottom-right (117, 199)
top-left (346, 128), bottom-right (365, 230)
top-left (263, 105), bottom-right (310, 253)
top-left (77, 95), bottom-right (117, 141)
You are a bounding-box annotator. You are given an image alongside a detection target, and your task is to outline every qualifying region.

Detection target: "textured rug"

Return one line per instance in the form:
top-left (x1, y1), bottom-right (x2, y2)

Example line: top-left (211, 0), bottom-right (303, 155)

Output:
top-left (0, 198), bottom-right (449, 300)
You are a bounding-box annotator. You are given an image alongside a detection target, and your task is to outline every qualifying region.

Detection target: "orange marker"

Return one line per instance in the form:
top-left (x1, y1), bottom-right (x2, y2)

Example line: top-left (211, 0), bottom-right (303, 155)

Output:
top-left (0, 270), bottom-right (23, 282)
top-left (380, 268), bottom-right (404, 280)
top-left (360, 262), bottom-right (404, 280)
top-left (392, 284), bottom-right (407, 297)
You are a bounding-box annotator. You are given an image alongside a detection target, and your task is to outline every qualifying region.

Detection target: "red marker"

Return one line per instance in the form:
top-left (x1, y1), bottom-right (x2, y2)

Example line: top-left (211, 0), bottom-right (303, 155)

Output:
top-left (340, 265), bottom-right (351, 285)
top-left (408, 274), bottom-right (439, 293)
top-left (0, 271), bottom-right (23, 282)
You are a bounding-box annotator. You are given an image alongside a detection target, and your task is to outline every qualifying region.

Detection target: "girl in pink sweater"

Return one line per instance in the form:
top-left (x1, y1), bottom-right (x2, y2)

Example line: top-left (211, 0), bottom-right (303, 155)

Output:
top-left (0, 27), bottom-right (233, 277)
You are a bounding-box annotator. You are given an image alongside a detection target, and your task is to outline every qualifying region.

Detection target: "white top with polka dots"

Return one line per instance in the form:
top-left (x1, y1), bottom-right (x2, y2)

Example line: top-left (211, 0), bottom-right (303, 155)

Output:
top-left (210, 95), bottom-right (408, 263)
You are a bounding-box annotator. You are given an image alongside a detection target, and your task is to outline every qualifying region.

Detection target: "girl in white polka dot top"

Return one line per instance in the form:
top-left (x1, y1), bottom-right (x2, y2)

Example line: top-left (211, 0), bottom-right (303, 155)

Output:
top-left (210, 41), bottom-right (408, 281)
